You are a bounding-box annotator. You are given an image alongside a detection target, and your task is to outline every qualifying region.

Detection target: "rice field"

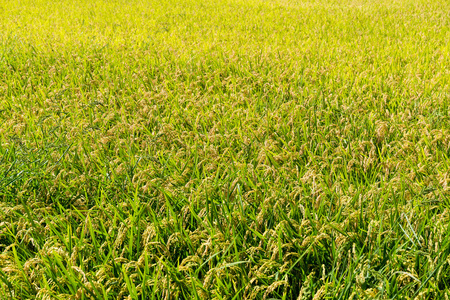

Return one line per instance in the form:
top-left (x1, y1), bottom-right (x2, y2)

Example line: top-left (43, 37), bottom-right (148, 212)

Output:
top-left (1, 0), bottom-right (450, 298)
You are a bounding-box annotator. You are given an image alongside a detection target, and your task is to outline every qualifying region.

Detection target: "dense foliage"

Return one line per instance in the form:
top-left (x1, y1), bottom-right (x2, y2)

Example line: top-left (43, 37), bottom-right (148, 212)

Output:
top-left (2, 0), bottom-right (450, 298)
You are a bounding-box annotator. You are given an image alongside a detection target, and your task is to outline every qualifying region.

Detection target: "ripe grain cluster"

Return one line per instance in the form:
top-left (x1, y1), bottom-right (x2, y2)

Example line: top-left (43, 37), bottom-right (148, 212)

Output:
top-left (1, 0), bottom-right (450, 299)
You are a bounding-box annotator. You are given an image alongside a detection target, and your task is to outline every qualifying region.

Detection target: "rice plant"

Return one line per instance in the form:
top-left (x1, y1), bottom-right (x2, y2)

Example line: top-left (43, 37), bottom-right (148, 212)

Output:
top-left (2, 0), bottom-right (450, 298)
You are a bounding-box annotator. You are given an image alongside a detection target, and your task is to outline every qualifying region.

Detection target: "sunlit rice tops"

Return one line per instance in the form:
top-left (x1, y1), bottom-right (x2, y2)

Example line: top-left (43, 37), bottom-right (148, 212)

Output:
top-left (1, 0), bottom-right (450, 298)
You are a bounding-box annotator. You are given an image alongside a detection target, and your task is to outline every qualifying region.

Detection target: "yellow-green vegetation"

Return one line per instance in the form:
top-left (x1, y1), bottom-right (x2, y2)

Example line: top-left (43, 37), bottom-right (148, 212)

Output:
top-left (1, 0), bottom-right (450, 298)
